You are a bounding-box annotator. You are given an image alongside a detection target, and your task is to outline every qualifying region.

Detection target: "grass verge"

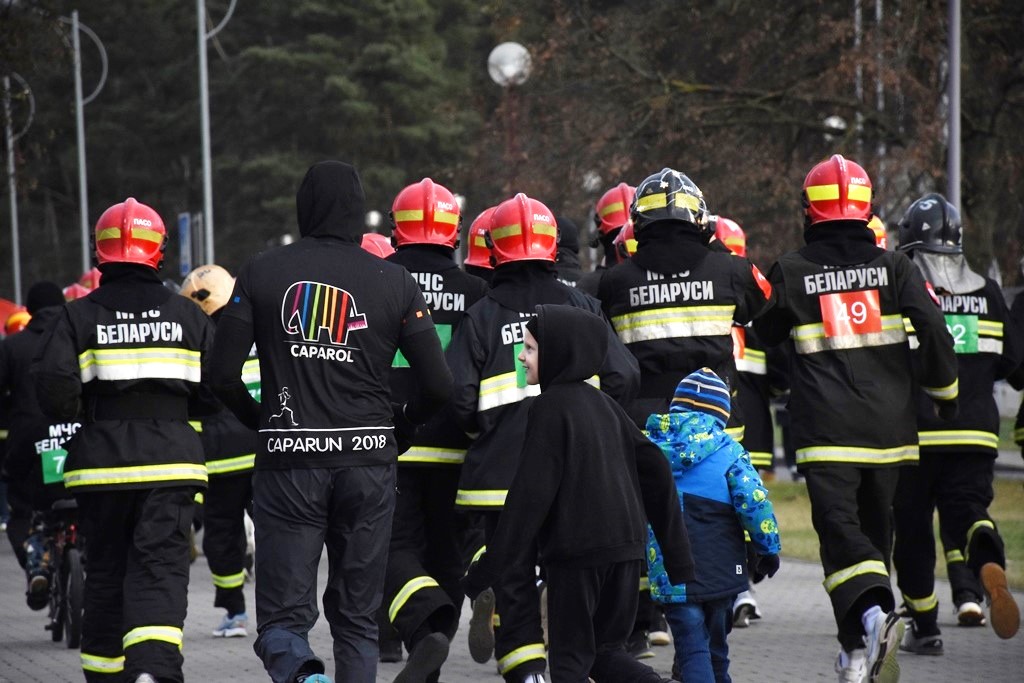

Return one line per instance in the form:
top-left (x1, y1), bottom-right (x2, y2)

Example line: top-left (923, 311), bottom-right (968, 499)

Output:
top-left (766, 477), bottom-right (1024, 589)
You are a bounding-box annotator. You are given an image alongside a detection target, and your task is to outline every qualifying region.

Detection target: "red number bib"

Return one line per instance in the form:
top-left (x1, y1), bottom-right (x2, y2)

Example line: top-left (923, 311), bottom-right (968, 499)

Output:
top-left (819, 289), bottom-right (882, 337)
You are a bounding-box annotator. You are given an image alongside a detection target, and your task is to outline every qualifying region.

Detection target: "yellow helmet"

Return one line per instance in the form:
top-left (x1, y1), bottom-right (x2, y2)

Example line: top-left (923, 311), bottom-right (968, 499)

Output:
top-left (180, 264), bottom-right (235, 316)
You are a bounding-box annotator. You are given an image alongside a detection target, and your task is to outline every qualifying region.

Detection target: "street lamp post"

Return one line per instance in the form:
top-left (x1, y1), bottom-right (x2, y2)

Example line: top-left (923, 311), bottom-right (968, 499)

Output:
top-left (823, 115), bottom-right (848, 143)
top-left (3, 73), bottom-right (34, 304)
top-left (59, 11), bottom-right (108, 275)
top-left (487, 42), bottom-right (531, 190)
top-left (947, 0), bottom-right (961, 210)
top-left (197, 0), bottom-right (237, 264)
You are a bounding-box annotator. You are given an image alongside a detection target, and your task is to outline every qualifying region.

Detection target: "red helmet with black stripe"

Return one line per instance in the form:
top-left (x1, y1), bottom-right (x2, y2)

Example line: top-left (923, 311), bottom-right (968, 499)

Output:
top-left (465, 207), bottom-right (496, 269)
top-left (94, 197), bottom-right (167, 270)
top-left (390, 178), bottom-right (461, 248)
top-left (802, 154), bottom-right (872, 226)
top-left (487, 193), bottom-right (557, 265)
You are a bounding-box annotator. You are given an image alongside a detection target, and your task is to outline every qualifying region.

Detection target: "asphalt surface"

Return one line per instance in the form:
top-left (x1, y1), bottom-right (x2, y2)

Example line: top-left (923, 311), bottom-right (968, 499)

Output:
top-left (1, 460), bottom-right (1021, 682)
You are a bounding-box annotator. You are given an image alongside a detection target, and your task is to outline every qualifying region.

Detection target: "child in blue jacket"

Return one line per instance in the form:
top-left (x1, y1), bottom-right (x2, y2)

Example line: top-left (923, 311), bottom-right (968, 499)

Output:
top-left (646, 368), bottom-right (782, 683)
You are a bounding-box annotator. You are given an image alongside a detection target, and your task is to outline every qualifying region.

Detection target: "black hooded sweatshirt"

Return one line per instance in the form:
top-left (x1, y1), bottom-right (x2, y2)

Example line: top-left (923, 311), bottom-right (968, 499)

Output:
top-left (208, 161), bottom-right (452, 469)
top-left (463, 304), bottom-right (694, 594)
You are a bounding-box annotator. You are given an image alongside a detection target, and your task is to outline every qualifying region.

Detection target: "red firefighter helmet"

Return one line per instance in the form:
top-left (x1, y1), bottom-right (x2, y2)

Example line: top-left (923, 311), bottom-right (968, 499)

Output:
top-left (4, 309), bottom-right (30, 335)
top-left (63, 283), bottom-right (91, 301)
top-left (79, 267), bottom-right (102, 290)
top-left (868, 215), bottom-right (888, 249)
top-left (802, 154), bottom-right (872, 226)
top-left (594, 183), bottom-right (636, 235)
top-left (390, 178), bottom-right (461, 248)
top-left (612, 220), bottom-right (637, 262)
top-left (487, 194), bottom-right (558, 265)
top-left (712, 215), bottom-right (747, 257)
top-left (465, 207), bottom-right (496, 269)
top-left (93, 197), bottom-right (167, 270)
top-left (360, 232), bottom-right (396, 258)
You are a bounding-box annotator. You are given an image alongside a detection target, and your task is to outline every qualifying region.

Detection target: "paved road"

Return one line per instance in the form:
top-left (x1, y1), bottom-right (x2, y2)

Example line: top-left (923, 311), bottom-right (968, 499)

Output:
top-left (0, 530), bottom-right (1021, 683)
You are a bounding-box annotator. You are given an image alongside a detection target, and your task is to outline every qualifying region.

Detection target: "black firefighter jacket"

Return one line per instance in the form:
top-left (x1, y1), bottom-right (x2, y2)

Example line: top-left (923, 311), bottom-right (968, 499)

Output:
top-left (33, 267), bottom-right (216, 493)
top-left (387, 245), bottom-right (488, 467)
top-left (754, 224), bottom-right (959, 468)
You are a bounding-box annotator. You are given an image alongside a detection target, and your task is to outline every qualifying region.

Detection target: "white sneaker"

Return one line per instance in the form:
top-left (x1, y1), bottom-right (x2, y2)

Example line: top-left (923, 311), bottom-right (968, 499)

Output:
top-left (862, 607), bottom-right (902, 683)
top-left (835, 648), bottom-right (867, 683)
top-left (733, 590), bottom-right (761, 628)
top-left (135, 675), bottom-right (158, 683)
top-left (649, 612), bottom-right (671, 646)
top-left (212, 612), bottom-right (248, 638)
top-left (956, 600), bottom-right (986, 627)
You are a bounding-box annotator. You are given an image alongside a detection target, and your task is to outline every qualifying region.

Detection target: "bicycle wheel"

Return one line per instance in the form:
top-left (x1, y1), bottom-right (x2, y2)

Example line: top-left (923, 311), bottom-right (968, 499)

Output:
top-left (49, 539), bottom-right (65, 642)
top-left (64, 547), bottom-right (84, 649)
top-left (50, 571), bottom-right (65, 642)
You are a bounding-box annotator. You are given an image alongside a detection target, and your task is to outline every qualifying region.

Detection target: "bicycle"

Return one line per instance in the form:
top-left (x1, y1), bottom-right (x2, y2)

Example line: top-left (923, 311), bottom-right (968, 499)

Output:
top-left (38, 498), bottom-right (86, 649)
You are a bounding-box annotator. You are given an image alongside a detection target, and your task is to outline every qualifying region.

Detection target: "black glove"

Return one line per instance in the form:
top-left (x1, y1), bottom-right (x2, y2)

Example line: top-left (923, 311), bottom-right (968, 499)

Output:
top-left (391, 402), bottom-right (417, 455)
top-left (751, 553), bottom-right (780, 583)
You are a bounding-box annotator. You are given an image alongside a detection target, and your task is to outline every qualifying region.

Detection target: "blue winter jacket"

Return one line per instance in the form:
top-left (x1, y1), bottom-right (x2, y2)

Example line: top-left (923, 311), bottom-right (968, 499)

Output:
top-left (645, 411), bottom-right (781, 603)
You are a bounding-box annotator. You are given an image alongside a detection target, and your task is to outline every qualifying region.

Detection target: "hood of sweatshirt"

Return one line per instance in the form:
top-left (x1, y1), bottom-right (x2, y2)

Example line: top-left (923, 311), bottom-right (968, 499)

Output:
top-left (531, 303), bottom-right (608, 391)
top-left (644, 411), bottom-right (731, 471)
top-left (295, 161), bottom-right (366, 241)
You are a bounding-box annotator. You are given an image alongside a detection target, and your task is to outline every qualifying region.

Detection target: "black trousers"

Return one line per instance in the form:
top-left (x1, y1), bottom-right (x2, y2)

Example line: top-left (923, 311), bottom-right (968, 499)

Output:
top-left (893, 453), bottom-right (1005, 618)
top-left (77, 487), bottom-right (196, 683)
top-left (252, 465), bottom-right (395, 683)
top-left (804, 465), bottom-right (898, 651)
top-left (202, 472), bottom-right (253, 616)
top-left (940, 526), bottom-right (985, 606)
top-left (383, 466), bottom-right (464, 647)
top-left (484, 511), bottom-right (547, 681)
top-left (547, 560), bottom-right (667, 683)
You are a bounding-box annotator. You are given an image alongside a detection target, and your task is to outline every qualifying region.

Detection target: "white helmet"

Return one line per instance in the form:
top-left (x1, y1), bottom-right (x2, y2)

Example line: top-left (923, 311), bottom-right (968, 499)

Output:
top-left (180, 264), bottom-right (235, 316)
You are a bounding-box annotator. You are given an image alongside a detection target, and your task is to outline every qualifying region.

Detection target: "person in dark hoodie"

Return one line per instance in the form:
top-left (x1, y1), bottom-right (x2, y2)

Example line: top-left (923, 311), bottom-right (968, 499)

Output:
top-left (381, 178), bottom-right (488, 682)
top-left (207, 161), bottom-right (452, 683)
top-left (553, 215), bottom-right (583, 287)
top-left (753, 156), bottom-right (959, 683)
top-left (34, 199), bottom-right (217, 683)
top-left (462, 304), bottom-right (692, 683)
top-left (447, 193), bottom-right (639, 683)
top-left (0, 281), bottom-right (79, 610)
